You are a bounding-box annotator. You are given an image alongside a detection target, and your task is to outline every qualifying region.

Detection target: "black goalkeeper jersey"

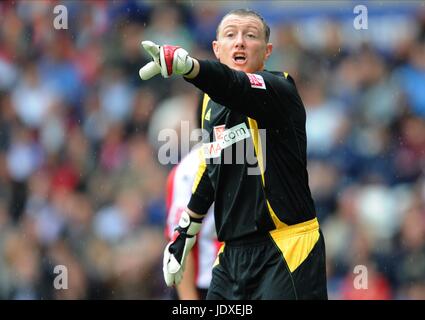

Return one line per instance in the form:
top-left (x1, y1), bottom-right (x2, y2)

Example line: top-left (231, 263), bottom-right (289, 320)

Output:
top-left (186, 60), bottom-right (317, 242)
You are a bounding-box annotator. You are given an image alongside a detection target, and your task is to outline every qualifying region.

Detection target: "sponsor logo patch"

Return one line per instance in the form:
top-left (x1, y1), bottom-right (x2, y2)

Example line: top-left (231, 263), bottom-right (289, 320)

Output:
top-left (213, 125), bottom-right (225, 141)
top-left (247, 73), bottom-right (266, 90)
top-left (204, 123), bottom-right (251, 158)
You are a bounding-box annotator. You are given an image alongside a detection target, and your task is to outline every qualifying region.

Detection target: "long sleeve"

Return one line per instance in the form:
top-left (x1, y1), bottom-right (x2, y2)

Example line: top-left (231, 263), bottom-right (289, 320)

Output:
top-left (187, 147), bottom-right (214, 215)
top-left (185, 60), bottom-right (303, 125)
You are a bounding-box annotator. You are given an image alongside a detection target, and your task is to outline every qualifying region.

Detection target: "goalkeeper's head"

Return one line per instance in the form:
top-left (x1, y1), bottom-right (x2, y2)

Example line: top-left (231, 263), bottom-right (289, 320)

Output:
top-left (212, 9), bottom-right (273, 73)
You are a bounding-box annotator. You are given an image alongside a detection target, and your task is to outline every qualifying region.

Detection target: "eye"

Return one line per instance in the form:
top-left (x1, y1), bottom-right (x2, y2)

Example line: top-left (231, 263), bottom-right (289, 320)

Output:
top-left (226, 32), bottom-right (234, 38)
top-left (247, 33), bottom-right (256, 39)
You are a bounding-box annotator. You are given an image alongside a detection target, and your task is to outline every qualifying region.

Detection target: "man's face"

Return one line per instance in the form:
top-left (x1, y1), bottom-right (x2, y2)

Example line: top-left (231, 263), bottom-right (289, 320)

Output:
top-left (213, 14), bottom-right (272, 73)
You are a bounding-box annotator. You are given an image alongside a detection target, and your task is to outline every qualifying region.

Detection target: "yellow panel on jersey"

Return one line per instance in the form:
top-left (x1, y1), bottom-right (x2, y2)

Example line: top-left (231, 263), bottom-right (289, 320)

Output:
top-left (204, 108), bottom-right (211, 121)
top-left (213, 243), bottom-right (225, 268)
top-left (192, 94), bottom-right (210, 194)
top-left (192, 148), bottom-right (207, 193)
top-left (247, 117), bottom-right (287, 229)
top-left (201, 94), bottom-right (210, 130)
top-left (269, 217), bottom-right (320, 272)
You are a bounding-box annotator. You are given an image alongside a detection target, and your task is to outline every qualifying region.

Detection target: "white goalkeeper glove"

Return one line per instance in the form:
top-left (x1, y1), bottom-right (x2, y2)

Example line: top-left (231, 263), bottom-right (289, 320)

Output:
top-left (139, 40), bottom-right (194, 80)
top-left (163, 210), bottom-right (203, 287)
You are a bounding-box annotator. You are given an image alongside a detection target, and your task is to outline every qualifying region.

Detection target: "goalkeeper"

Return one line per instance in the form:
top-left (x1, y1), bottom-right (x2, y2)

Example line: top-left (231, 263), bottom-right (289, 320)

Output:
top-left (140, 9), bottom-right (328, 300)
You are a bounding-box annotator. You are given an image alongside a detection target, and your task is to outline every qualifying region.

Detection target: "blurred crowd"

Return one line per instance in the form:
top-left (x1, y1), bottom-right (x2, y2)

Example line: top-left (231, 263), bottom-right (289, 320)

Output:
top-left (0, 0), bottom-right (424, 299)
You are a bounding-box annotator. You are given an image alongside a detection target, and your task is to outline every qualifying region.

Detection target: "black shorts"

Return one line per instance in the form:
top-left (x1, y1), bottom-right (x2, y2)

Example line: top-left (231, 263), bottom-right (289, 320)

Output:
top-left (207, 218), bottom-right (328, 300)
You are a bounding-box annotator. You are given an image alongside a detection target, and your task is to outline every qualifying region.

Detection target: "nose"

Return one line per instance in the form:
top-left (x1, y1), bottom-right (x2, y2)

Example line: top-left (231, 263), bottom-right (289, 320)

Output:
top-left (234, 32), bottom-right (245, 48)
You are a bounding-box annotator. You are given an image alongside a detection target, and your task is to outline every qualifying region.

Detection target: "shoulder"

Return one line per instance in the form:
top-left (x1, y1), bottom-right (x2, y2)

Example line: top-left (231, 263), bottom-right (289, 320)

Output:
top-left (246, 70), bottom-right (297, 87)
top-left (248, 70), bottom-right (298, 96)
top-left (263, 70), bottom-right (297, 86)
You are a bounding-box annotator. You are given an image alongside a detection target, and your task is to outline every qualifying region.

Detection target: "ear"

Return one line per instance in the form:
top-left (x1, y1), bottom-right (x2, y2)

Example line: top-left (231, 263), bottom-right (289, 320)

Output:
top-left (265, 43), bottom-right (273, 60)
top-left (212, 40), bottom-right (220, 60)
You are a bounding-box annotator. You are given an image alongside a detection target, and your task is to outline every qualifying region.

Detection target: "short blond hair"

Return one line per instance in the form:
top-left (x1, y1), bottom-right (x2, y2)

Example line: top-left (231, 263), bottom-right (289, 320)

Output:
top-left (216, 9), bottom-right (270, 43)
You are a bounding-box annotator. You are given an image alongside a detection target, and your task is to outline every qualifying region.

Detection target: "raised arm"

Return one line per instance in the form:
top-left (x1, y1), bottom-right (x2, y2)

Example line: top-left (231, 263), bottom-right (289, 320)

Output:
top-left (139, 41), bottom-right (302, 125)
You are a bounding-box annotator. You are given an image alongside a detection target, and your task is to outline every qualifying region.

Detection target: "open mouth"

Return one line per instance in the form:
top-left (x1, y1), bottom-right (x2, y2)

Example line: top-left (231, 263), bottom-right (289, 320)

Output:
top-left (233, 54), bottom-right (247, 64)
